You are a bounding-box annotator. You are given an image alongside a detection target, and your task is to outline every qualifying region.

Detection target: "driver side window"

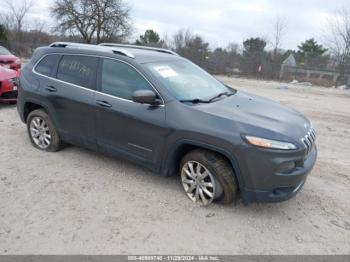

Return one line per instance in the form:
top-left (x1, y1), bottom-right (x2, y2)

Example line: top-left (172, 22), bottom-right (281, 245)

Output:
top-left (101, 59), bottom-right (153, 100)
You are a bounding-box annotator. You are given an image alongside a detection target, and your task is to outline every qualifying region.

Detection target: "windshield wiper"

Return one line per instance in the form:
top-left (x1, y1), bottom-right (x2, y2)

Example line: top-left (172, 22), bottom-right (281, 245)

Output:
top-left (208, 91), bottom-right (234, 102)
top-left (180, 91), bottom-right (235, 104)
top-left (179, 98), bottom-right (211, 104)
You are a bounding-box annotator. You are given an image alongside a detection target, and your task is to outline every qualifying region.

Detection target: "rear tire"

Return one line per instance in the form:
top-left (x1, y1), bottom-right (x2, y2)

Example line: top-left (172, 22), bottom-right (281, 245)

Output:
top-left (27, 109), bottom-right (62, 152)
top-left (180, 149), bottom-right (238, 206)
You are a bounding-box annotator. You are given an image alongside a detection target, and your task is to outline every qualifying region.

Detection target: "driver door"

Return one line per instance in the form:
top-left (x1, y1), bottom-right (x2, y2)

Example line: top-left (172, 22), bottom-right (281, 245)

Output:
top-left (94, 58), bottom-right (168, 168)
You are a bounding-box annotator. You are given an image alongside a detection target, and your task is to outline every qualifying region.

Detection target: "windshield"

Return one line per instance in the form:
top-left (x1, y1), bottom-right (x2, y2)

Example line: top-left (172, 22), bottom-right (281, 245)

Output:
top-left (0, 46), bottom-right (11, 55)
top-left (144, 60), bottom-right (235, 101)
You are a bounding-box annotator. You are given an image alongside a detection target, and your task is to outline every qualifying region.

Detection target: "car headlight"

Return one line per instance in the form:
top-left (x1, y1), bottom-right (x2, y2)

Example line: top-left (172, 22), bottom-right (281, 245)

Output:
top-left (8, 77), bottom-right (18, 85)
top-left (15, 59), bottom-right (21, 64)
top-left (8, 78), bottom-right (16, 84)
top-left (244, 135), bottom-right (297, 150)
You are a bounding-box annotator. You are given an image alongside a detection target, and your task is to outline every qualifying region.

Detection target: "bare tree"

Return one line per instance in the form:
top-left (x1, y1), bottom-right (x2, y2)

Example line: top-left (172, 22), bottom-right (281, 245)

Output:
top-left (4, 0), bottom-right (33, 32)
top-left (51, 0), bottom-right (131, 44)
top-left (0, 13), bottom-right (12, 31)
top-left (172, 29), bottom-right (193, 51)
top-left (159, 33), bottom-right (171, 49)
top-left (326, 7), bottom-right (350, 86)
top-left (172, 29), bottom-right (210, 69)
top-left (226, 42), bottom-right (240, 54)
top-left (266, 16), bottom-right (288, 79)
top-left (2, 0), bottom-right (33, 54)
top-left (271, 15), bottom-right (287, 56)
top-left (93, 0), bottom-right (131, 43)
top-left (29, 19), bottom-right (47, 33)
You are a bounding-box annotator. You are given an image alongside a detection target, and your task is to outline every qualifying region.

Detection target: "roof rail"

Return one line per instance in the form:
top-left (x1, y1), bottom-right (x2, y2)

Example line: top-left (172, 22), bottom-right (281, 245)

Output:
top-left (99, 43), bottom-right (179, 56)
top-left (49, 42), bottom-right (135, 59)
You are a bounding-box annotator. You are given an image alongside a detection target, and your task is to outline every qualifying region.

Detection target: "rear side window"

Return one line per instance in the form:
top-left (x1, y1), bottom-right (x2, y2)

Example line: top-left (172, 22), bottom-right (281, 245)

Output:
top-left (35, 54), bottom-right (61, 77)
top-left (57, 55), bottom-right (98, 89)
top-left (101, 59), bottom-right (152, 100)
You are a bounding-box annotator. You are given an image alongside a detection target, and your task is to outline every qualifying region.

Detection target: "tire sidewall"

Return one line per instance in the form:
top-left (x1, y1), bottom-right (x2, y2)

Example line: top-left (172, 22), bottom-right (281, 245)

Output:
top-left (180, 150), bottom-right (238, 205)
top-left (27, 109), bottom-right (61, 152)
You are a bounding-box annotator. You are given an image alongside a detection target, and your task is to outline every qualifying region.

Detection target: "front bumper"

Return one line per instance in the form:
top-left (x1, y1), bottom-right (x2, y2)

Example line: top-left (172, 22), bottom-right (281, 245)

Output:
top-left (0, 78), bottom-right (18, 102)
top-left (0, 90), bottom-right (18, 102)
top-left (239, 145), bottom-right (317, 204)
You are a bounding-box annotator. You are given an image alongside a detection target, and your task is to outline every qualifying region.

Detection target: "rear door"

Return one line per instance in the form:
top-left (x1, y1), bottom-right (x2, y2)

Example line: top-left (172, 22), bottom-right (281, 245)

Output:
top-left (94, 58), bottom-right (168, 167)
top-left (37, 54), bottom-right (99, 147)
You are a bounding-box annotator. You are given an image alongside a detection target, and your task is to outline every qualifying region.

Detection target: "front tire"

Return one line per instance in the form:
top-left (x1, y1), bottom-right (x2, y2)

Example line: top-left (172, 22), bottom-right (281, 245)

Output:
top-left (27, 109), bottom-right (62, 152)
top-left (180, 149), bottom-right (238, 206)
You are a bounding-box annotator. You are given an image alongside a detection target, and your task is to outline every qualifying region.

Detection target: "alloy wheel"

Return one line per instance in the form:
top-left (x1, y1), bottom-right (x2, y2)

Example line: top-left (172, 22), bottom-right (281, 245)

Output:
top-left (29, 117), bottom-right (52, 149)
top-left (181, 161), bottom-right (222, 206)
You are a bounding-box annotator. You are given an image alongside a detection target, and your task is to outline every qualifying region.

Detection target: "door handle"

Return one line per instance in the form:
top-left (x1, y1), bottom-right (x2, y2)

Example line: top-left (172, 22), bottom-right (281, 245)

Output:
top-left (96, 100), bottom-right (112, 108)
top-left (45, 86), bottom-right (57, 92)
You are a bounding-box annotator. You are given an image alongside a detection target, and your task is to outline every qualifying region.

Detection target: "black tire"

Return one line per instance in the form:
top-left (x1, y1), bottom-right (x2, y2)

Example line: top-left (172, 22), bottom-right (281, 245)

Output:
top-left (180, 149), bottom-right (238, 205)
top-left (27, 109), bottom-right (62, 152)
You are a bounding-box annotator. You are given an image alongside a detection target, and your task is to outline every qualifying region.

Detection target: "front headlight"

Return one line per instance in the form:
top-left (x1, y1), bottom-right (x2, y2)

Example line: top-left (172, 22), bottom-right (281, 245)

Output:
top-left (15, 59), bottom-right (21, 64)
top-left (244, 136), bottom-right (297, 150)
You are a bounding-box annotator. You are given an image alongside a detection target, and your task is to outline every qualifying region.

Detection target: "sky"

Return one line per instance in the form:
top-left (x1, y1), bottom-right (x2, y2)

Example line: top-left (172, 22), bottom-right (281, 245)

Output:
top-left (19, 0), bottom-right (349, 50)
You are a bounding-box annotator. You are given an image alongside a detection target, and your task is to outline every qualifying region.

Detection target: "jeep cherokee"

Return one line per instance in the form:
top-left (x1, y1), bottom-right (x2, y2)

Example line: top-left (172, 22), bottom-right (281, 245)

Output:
top-left (17, 42), bottom-right (317, 205)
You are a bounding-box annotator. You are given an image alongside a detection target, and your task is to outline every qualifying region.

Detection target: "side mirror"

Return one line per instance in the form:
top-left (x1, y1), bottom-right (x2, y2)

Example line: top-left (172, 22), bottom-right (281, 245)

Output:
top-left (132, 90), bottom-right (161, 105)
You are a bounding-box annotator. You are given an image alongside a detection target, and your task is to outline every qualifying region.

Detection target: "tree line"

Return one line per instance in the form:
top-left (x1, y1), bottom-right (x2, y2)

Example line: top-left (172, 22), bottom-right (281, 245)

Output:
top-left (0, 0), bottom-right (349, 85)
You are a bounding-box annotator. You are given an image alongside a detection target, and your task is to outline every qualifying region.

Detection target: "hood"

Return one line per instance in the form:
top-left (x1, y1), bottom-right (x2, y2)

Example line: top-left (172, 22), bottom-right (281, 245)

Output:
top-left (0, 55), bottom-right (17, 62)
top-left (0, 66), bottom-right (16, 81)
top-left (195, 91), bottom-right (311, 143)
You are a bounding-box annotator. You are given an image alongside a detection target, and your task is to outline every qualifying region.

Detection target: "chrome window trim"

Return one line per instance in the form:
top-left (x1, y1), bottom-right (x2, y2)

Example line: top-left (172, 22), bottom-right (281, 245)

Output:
top-left (32, 53), bottom-right (165, 106)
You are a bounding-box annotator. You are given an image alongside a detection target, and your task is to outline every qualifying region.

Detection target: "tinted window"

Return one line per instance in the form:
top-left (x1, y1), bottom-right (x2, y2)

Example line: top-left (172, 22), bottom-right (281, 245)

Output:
top-left (57, 55), bottom-right (98, 89)
top-left (35, 55), bottom-right (61, 77)
top-left (101, 59), bottom-right (152, 100)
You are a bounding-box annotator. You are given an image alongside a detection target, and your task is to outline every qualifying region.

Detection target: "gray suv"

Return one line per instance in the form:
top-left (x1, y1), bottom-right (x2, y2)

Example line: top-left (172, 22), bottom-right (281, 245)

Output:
top-left (17, 42), bottom-right (317, 206)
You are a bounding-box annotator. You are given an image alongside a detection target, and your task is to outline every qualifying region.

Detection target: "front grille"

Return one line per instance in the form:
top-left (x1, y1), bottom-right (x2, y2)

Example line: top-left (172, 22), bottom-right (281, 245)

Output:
top-left (301, 127), bottom-right (316, 155)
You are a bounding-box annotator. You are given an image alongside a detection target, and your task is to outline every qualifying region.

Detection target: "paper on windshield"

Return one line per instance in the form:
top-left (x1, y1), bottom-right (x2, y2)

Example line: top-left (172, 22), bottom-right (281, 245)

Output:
top-left (153, 66), bottom-right (178, 78)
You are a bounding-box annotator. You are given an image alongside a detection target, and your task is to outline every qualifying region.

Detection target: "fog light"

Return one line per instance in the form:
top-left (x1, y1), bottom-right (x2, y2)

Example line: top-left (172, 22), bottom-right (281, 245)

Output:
top-left (277, 161), bottom-right (296, 173)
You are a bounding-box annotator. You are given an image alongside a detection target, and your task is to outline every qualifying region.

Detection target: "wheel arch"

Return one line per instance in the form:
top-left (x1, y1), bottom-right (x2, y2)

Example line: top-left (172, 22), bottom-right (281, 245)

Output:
top-left (23, 99), bottom-right (49, 123)
top-left (163, 139), bottom-right (245, 190)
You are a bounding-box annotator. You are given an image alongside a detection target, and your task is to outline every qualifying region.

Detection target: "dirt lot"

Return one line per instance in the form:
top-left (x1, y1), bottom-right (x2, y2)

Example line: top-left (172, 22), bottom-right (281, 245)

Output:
top-left (0, 77), bottom-right (349, 255)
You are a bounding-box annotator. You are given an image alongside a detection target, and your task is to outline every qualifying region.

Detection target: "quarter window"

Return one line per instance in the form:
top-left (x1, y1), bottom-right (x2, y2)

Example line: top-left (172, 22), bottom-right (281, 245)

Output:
top-left (101, 59), bottom-right (153, 100)
top-left (35, 55), bottom-right (61, 77)
top-left (57, 55), bottom-right (98, 89)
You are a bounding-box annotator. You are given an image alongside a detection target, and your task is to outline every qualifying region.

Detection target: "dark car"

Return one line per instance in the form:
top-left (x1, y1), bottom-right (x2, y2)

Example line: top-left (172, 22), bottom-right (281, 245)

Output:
top-left (17, 42), bottom-right (317, 206)
top-left (0, 46), bottom-right (21, 71)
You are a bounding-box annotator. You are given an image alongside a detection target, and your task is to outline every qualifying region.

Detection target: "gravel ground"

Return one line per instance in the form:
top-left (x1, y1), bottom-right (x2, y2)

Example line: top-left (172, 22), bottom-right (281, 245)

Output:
top-left (0, 77), bottom-right (349, 255)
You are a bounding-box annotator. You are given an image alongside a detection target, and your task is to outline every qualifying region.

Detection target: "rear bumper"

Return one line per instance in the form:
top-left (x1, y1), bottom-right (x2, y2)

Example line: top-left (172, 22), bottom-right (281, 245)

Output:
top-left (240, 145), bottom-right (317, 204)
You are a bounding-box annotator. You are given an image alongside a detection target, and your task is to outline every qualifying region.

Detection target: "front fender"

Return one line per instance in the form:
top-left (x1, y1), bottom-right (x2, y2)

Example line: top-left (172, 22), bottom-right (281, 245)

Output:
top-left (161, 136), bottom-right (246, 191)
